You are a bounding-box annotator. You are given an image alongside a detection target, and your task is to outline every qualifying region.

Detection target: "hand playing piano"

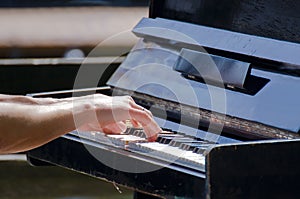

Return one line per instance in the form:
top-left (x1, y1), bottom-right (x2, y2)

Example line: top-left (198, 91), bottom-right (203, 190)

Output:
top-left (0, 94), bottom-right (161, 154)
top-left (75, 94), bottom-right (161, 142)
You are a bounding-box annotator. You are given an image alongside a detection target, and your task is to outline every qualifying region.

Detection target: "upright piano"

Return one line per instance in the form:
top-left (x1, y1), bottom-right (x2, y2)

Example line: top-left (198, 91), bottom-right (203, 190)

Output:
top-left (27, 1), bottom-right (300, 198)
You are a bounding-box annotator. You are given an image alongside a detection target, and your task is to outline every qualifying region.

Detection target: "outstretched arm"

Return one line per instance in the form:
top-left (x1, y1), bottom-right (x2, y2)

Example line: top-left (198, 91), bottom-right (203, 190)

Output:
top-left (0, 94), bottom-right (161, 154)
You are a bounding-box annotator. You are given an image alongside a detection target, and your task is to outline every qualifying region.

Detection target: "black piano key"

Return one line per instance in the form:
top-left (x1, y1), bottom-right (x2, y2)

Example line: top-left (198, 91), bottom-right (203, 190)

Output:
top-left (193, 146), bottom-right (211, 154)
top-left (156, 134), bottom-right (182, 144)
top-left (180, 143), bottom-right (211, 151)
top-left (161, 128), bottom-right (177, 133)
top-left (178, 142), bottom-right (203, 150)
top-left (156, 136), bottom-right (173, 144)
top-left (125, 128), bottom-right (146, 137)
top-left (169, 138), bottom-right (197, 147)
top-left (134, 130), bottom-right (146, 138)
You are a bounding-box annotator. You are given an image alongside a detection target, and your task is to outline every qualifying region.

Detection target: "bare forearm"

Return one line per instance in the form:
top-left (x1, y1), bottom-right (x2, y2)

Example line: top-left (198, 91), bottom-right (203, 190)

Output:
top-left (0, 102), bottom-right (79, 154)
top-left (0, 94), bottom-right (58, 105)
top-left (0, 94), bottom-right (105, 154)
top-left (0, 94), bottom-right (109, 105)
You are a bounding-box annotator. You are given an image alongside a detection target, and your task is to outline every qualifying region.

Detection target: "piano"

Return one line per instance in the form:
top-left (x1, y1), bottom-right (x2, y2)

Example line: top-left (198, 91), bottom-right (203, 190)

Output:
top-left (27, 1), bottom-right (300, 198)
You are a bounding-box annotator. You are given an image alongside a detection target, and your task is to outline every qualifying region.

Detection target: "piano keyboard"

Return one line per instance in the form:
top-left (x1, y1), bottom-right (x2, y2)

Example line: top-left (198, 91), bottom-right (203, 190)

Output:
top-left (72, 127), bottom-right (214, 171)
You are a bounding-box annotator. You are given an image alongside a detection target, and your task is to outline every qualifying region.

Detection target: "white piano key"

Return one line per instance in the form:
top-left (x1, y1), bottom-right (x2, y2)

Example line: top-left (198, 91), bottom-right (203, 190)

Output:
top-left (133, 142), bottom-right (206, 168)
top-left (107, 134), bottom-right (146, 146)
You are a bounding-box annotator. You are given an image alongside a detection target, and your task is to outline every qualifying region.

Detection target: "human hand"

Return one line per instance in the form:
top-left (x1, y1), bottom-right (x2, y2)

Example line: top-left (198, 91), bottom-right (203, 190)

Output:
top-left (75, 94), bottom-right (161, 141)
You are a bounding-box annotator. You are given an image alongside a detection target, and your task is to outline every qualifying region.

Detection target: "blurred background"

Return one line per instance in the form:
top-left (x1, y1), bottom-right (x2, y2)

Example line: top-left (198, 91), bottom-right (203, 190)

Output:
top-left (0, 0), bottom-right (149, 94)
top-left (0, 157), bottom-right (133, 199)
top-left (0, 1), bottom-right (149, 198)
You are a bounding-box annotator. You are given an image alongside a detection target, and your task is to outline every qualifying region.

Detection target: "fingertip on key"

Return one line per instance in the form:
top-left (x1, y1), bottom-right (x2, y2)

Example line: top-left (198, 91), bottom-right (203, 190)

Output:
top-left (147, 134), bottom-right (158, 142)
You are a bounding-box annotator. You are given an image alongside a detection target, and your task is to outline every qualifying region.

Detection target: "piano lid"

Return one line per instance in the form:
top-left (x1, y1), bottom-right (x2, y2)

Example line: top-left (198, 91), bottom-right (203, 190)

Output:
top-left (107, 17), bottom-right (300, 134)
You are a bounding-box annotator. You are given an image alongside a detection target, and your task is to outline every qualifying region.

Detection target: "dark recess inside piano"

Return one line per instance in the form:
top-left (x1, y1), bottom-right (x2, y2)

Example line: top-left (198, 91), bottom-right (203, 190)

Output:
top-left (27, 1), bottom-right (300, 199)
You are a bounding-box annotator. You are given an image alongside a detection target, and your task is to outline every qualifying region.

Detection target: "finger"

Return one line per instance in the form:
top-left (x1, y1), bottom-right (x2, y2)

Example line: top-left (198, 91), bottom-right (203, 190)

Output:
top-left (143, 123), bottom-right (160, 142)
top-left (131, 119), bottom-right (142, 128)
top-left (124, 95), bottom-right (151, 113)
top-left (129, 108), bottom-right (162, 141)
top-left (129, 101), bottom-right (153, 117)
top-left (102, 122), bottom-right (127, 134)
